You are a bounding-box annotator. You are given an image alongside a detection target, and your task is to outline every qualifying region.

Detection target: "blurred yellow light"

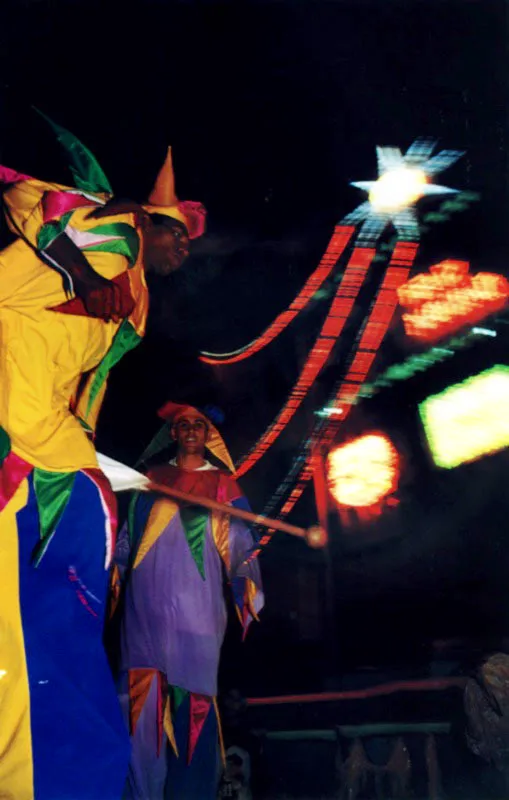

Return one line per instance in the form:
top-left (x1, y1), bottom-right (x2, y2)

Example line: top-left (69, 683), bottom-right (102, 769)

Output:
top-left (369, 167), bottom-right (427, 212)
top-left (420, 366), bottom-right (509, 469)
top-left (327, 434), bottom-right (399, 509)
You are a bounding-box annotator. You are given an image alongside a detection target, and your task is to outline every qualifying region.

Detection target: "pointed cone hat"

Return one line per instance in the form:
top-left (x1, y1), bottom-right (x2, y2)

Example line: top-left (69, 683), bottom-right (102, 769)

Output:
top-left (136, 402), bottom-right (235, 473)
top-left (148, 146), bottom-right (178, 206)
top-left (143, 147), bottom-right (206, 239)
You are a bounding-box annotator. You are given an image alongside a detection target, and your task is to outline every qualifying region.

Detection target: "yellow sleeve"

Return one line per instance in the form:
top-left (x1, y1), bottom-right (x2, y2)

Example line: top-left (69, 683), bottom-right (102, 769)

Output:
top-left (0, 239), bottom-right (44, 306)
top-left (0, 180), bottom-right (49, 306)
top-left (3, 179), bottom-right (63, 243)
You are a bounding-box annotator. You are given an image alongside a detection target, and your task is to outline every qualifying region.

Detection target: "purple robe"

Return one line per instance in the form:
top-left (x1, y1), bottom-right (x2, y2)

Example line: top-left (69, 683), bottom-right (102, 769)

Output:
top-left (115, 463), bottom-right (263, 697)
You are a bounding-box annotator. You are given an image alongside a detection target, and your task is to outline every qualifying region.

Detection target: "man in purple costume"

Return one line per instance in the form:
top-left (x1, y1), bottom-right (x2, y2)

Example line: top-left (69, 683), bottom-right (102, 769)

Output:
top-left (112, 402), bottom-right (264, 799)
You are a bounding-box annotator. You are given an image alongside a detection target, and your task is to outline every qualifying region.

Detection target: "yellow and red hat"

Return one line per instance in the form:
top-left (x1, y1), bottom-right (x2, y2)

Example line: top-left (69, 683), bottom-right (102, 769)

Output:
top-left (157, 401), bottom-right (234, 473)
top-left (143, 147), bottom-right (206, 240)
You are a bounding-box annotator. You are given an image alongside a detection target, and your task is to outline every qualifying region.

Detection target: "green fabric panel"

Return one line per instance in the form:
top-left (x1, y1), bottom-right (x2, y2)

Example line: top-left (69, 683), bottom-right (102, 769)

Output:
top-left (0, 426), bottom-right (11, 465)
top-left (37, 211), bottom-right (73, 251)
top-left (77, 417), bottom-right (93, 435)
top-left (82, 223), bottom-right (140, 267)
top-left (134, 423), bottom-right (171, 468)
top-left (33, 468), bottom-right (77, 566)
top-left (180, 506), bottom-right (208, 580)
top-left (170, 685), bottom-right (188, 713)
top-left (85, 320), bottom-right (141, 419)
top-left (35, 108), bottom-right (113, 195)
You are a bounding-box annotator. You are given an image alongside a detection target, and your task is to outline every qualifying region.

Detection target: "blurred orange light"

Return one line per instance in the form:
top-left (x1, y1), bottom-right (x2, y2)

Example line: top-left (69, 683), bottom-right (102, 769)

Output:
top-left (326, 434), bottom-right (400, 509)
top-left (398, 260), bottom-right (509, 342)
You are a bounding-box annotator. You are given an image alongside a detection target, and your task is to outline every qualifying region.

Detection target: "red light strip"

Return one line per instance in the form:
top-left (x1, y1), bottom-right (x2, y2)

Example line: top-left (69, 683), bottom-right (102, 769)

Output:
top-left (235, 246), bottom-right (376, 478)
top-left (277, 241), bottom-right (419, 517)
top-left (199, 225), bottom-right (355, 365)
top-left (247, 677), bottom-right (466, 706)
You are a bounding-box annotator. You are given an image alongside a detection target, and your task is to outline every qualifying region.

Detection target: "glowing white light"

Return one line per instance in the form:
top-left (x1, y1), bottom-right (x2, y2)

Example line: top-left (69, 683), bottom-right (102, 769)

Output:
top-left (369, 167), bottom-right (428, 212)
top-left (316, 406), bottom-right (344, 418)
top-left (472, 327), bottom-right (497, 337)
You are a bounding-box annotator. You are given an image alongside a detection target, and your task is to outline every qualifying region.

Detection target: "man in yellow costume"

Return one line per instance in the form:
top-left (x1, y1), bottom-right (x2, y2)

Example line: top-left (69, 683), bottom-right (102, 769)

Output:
top-left (0, 115), bottom-right (206, 800)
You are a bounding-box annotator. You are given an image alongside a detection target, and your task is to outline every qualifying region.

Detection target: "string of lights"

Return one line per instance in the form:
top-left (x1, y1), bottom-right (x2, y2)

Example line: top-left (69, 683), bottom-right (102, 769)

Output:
top-left (264, 240), bottom-right (418, 523)
top-left (243, 240), bottom-right (417, 563)
top-left (235, 246), bottom-right (376, 478)
top-left (358, 322), bottom-right (504, 401)
top-left (319, 241), bottom-right (418, 441)
top-left (199, 225), bottom-right (355, 365)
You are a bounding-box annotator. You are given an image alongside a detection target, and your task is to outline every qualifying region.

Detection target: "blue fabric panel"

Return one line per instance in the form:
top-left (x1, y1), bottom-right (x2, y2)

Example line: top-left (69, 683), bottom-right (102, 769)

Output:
top-left (17, 472), bottom-right (130, 799)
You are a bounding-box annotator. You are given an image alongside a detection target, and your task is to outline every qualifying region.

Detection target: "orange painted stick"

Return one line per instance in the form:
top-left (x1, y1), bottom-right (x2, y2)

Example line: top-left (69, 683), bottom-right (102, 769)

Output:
top-left (147, 480), bottom-right (327, 548)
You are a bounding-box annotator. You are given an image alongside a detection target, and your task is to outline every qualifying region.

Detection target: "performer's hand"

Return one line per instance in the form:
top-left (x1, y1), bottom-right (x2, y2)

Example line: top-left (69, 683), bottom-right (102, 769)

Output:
top-left (74, 272), bottom-right (135, 323)
top-left (44, 233), bottom-right (135, 323)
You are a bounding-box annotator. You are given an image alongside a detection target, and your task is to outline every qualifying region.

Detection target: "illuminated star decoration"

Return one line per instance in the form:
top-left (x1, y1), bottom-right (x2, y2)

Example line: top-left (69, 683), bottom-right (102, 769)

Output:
top-left (344, 139), bottom-right (464, 244)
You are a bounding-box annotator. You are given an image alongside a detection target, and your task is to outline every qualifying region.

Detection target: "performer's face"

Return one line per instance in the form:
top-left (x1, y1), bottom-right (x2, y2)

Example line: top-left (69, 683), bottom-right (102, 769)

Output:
top-left (173, 414), bottom-right (208, 455)
top-left (144, 219), bottom-right (190, 275)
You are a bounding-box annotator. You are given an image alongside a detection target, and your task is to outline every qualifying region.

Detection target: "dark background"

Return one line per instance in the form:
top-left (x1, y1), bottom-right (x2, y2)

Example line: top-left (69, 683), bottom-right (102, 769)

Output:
top-left (1, 0), bottom-right (508, 696)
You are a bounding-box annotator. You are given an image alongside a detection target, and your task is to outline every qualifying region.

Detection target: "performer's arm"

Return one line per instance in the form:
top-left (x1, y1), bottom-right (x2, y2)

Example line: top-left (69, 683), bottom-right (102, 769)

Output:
top-left (44, 233), bottom-right (135, 322)
top-left (228, 512), bottom-right (263, 585)
top-left (2, 181), bottom-right (135, 321)
top-left (225, 492), bottom-right (265, 628)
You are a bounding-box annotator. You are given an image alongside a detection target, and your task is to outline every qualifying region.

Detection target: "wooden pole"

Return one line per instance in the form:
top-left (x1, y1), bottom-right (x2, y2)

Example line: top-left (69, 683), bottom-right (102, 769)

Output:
top-left (147, 480), bottom-right (327, 548)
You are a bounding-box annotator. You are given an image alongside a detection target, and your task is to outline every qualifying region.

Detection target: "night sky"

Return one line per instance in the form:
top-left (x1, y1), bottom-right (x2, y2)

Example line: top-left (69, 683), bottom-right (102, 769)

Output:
top-left (1, 0), bottom-right (508, 692)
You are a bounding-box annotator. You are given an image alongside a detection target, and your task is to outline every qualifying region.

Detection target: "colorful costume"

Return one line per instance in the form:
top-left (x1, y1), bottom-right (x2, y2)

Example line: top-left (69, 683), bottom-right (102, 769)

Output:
top-left (0, 117), bottom-right (205, 799)
top-left (113, 404), bottom-right (264, 800)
